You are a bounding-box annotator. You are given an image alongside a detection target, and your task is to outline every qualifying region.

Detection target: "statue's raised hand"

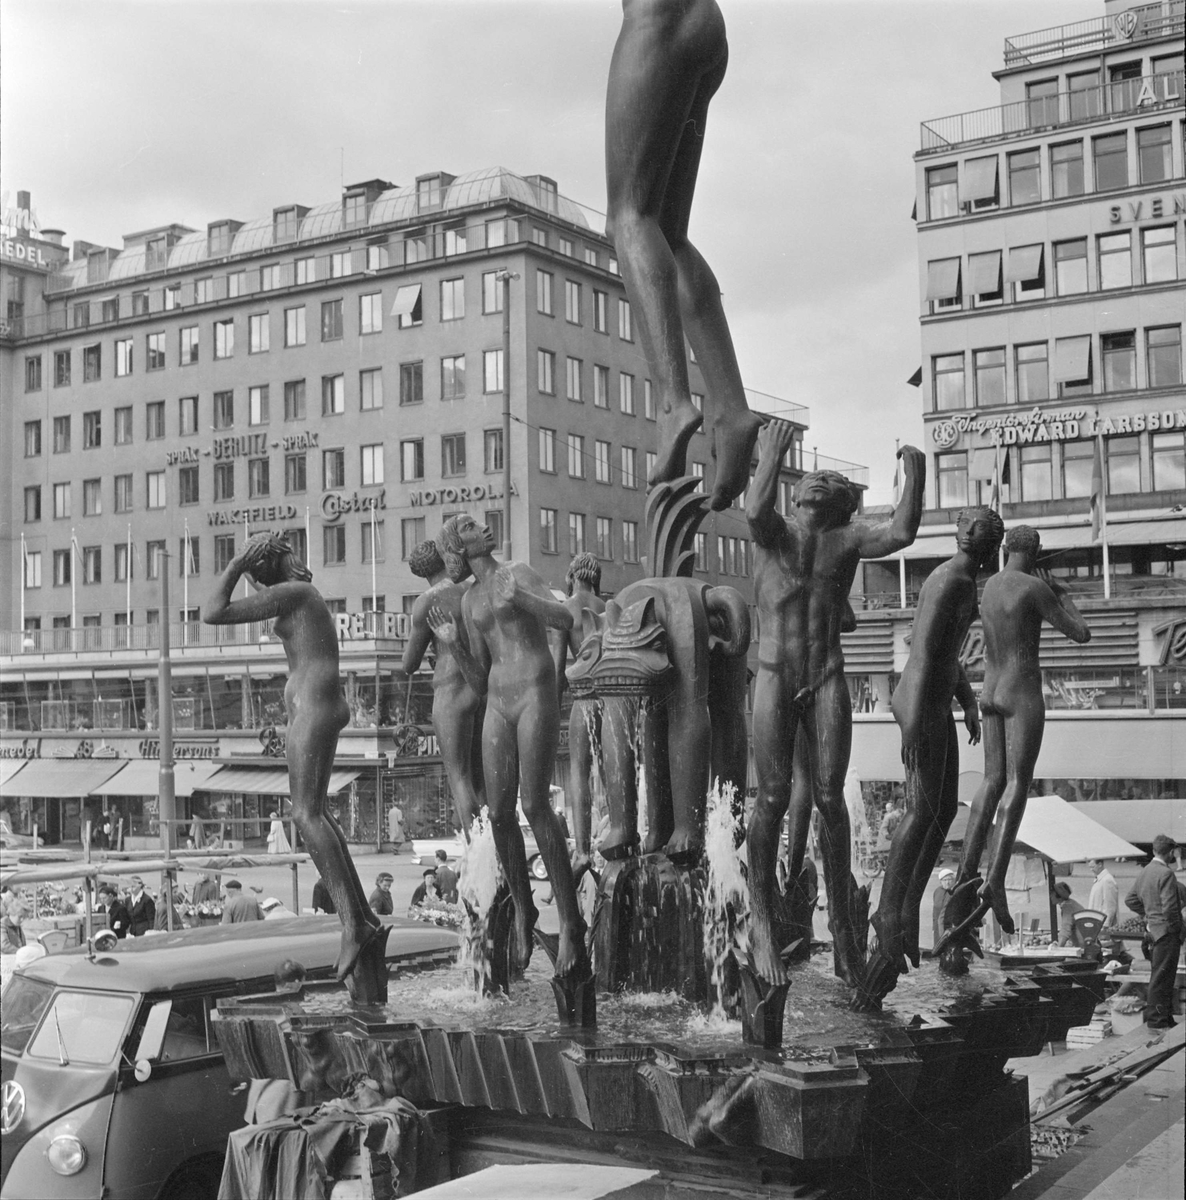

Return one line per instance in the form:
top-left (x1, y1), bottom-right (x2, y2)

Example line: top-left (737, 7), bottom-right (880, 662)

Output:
top-left (427, 604), bottom-right (458, 645)
top-left (493, 565), bottom-right (520, 606)
top-left (758, 418), bottom-right (797, 462)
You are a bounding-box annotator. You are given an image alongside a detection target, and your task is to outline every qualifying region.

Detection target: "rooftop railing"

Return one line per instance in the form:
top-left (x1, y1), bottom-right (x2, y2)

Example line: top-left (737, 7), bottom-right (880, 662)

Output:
top-left (1002, 1), bottom-right (1183, 67)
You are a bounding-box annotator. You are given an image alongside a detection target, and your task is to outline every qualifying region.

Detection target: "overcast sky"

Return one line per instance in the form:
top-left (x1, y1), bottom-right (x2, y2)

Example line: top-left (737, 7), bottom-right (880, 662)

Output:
top-left (2, 0), bottom-right (1085, 502)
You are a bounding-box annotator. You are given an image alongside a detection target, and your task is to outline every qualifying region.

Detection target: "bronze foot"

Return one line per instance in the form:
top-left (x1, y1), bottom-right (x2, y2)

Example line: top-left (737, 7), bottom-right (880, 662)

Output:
top-left (738, 958), bottom-right (791, 1048)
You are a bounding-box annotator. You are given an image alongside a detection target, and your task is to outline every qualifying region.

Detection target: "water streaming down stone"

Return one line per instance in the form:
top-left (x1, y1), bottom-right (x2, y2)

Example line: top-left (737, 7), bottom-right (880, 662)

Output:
top-left (457, 809), bottom-right (506, 994)
top-left (633, 699), bottom-right (649, 846)
top-left (702, 780), bottom-right (747, 1024)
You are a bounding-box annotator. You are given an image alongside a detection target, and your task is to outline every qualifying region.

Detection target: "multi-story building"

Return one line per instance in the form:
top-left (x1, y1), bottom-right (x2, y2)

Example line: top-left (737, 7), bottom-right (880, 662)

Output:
top-left (850, 0), bottom-right (1185, 840)
top-left (0, 169), bottom-right (865, 847)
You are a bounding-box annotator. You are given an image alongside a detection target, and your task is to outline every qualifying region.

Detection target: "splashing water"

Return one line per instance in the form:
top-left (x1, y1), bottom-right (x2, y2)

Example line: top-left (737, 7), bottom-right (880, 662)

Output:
top-left (634, 699), bottom-right (648, 845)
top-left (457, 808), bottom-right (503, 993)
top-left (702, 780), bottom-right (748, 1021)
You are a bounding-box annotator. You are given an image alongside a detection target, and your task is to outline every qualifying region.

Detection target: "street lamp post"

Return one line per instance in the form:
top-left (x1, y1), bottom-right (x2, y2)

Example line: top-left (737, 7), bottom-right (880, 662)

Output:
top-left (497, 269), bottom-right (519, 561)
top-left (158, 549), bottom-right (176, 855)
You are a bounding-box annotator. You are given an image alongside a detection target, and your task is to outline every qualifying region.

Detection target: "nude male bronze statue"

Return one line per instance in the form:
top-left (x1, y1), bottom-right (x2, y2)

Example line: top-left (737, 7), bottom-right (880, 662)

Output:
top-left (746, 421), bottom-right (925, 986)
top-left (939, 525), bottom-right (1091, 972)
top-left (429, 515), bottom-right (587, 978)
top-left (855, 506), bottom-right (1004, 1009)
top-left (203, 533), bottom-right (387, 1001)
top-left (400, 540), bottom-right (485, 836)
top-left (606, 0), bottom-right (761, 510)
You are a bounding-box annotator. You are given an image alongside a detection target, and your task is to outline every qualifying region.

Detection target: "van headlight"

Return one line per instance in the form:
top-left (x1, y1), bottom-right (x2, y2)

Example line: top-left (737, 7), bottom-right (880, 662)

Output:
top-left (46, 1135), bottom-right (87, 1175)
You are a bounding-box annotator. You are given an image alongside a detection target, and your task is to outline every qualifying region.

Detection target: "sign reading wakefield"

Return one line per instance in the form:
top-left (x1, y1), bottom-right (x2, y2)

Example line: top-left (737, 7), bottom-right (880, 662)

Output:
top-left (932, 405), bottom-right (1186, 449)
top-left (208, 503), bottom-right (299, 526)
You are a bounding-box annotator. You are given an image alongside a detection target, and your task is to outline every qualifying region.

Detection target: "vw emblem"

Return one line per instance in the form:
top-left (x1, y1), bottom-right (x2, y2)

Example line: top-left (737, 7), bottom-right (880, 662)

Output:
top-left (931, 421), bottom-right (958, 449)
top-left (1, 1080), bottom-right (25, 1134)
top-left (1112, 11), bottom-right (1138, 40)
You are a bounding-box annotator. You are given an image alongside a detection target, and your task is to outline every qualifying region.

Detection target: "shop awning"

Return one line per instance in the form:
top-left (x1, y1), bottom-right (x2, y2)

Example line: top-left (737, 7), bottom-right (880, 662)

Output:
top-left (925, 258), bottom-right (961, 302)
top-left (91, 760), bottom-right (222, 798)
top-left (1006, 244), bottom-right (1044, 283)
top-left (946, 795), bottom-right (1141, 863)
top-left (1, 759), bottom-right (124, 798)
top-left (962, 156), bottom-right (999, 201)
top-left (0, 761), bottom-right (29, 791)
top-left (967, 251), bottom-right (1002, 297)
top-left (202, 765), bottom-right (362, 796)
top-left (1072, 800), bottom-right (1186, 846)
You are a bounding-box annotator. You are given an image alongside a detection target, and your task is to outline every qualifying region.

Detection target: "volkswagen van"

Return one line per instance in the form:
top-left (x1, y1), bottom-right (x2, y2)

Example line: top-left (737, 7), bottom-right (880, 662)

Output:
top-left (0, 916), bottom-right (457, 1200)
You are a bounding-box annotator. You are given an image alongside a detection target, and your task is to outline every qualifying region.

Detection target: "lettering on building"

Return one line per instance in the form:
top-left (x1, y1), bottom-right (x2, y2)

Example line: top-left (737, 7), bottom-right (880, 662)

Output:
top-left (166, 447), bottom-right (201, 466)
top-left (281, 432), bottom-right (319, 452)
top-left (334, 611), bottom-right (412, 640)
top-left (1109, 192), bottom-right (1186, 224)
top-left (207, 503), bottom-right (298, 527)
top-left (212, 433), bottom-right (270, 461)
top-left (138, 739), bottom-right (219, 760)
top-left (932, 407), bottom-right (1186, 449)
top-left (321, 490), bottom-right (386, 521)
top-left (0, 739), bottom-right (41, 761)
top-left (407, 482), bottom-right (519, 507)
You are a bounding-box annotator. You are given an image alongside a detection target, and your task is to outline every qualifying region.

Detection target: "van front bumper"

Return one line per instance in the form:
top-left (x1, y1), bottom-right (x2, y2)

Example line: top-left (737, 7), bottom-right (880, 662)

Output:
top-left (0, 1093), bottom-right (112, 1200)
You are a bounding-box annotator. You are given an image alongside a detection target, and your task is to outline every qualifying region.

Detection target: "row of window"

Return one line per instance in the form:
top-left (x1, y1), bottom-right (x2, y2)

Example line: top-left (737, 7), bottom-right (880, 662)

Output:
top-left (931, 324), bottom-right (1183, 412)
top-left (926, 222), bottom-right (1180, 312)
top-left (933, 430), bottom-right (1186, 509)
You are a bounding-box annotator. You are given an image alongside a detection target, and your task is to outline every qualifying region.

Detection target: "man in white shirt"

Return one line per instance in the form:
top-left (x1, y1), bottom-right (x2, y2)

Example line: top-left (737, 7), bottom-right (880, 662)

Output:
top-left (1087, 858), bottom-right (1119, 927)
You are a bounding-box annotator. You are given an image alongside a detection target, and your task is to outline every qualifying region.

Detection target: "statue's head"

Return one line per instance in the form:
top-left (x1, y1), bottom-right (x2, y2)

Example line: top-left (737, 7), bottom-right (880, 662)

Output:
top-left (408, 540), bottom-right (445, 582)
top-left (243, 532), bottom-right (312, 586)
top-left (955, 506), bottom-right (1005, 566)
top-left (566, 552), bottom-right (601, 596)
top-left (438, 514), bottom-right (492, 577)
top-left (1004, 524), bottom-right (1041, 567)
top-left (796, 470), bottom-right (861, 523)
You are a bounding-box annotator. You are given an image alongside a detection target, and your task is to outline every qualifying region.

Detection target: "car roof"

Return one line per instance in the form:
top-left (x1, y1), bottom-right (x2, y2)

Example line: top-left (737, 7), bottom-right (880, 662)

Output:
top-left (16, 916), bottom-right (457, 995)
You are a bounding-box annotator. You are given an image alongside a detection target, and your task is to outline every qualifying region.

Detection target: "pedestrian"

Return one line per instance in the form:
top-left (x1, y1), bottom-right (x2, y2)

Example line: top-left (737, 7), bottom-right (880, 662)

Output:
top-left (221, 880), bottom-right (264, 924)
top-left (100, 815), bottom-right (113, 850)
top-left (1, 896), bottom-right (28, 954)
top-left (932, 868), bottom-right (956, 950)
top-left (266, 811), bottom-right (292, 855)
top-left (1053, 880), bottom-right (1084, 947)
top-left (387, 804), bottom-right (405, 851)
top-left (154, 887), bottom-right (185, 931)
top-left (312, 875), bottom-right (336, 915)
top-left (192, 872), bottom-right (221, 906)
top-left (127, 876), bottom-right (156, 937)
top-left (876, 798), bottom-right (905, 850)
top-left (1125, 834), bottom-right (1183, 1028)
top-left (368, 872), bottom-right (394, 916)
top-left (189, 812), bottom-right (206, 850)
top-left (98, 884), bottom-right (131, 938)
top-left (434, 849), bottom-right (459, 903)
top-left (1086, 858), bottom-right (1119, 927)
top-left (409, 870), bottom-right (440, 908)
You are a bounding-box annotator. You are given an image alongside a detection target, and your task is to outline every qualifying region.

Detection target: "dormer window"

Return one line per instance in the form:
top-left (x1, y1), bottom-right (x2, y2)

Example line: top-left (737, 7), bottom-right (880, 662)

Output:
top-left (343, 191), bottom-right (368, 228)
top-left (417, 177), bottom-right (443, 212)
top-left (273, 207), bottom-right (303, 242)
top-left (208, 221), bottom-right (235, 257)
top-left (146, 236), bottom-right (169, 272)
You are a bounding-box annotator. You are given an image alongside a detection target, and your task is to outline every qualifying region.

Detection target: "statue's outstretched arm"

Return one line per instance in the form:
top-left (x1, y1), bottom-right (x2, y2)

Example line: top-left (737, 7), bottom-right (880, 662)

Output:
top-left (746, 420), bottom-right (794, 548)
top-left (855, 445), bottom-right (926, 559)
top-left (1036, 572), bottom-right (1091, 645)
top-left (401, 595), bottom-right (436, 676)
top-left (429, 604), bottom-right (489, 697)
top-left (202, 553), bottom-right (308, 625)
top-left (500, 566), bottom-right (574, 631)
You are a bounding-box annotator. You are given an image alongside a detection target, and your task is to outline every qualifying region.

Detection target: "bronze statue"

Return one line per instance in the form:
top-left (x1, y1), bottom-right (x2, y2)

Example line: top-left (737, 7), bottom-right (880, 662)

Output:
top-left (746, 421), bottom-right (925, 986)
top-left (940, 526), bottom-right (1091, 971)
top-left (605, 0), bottom-right (761, 510)
top-left (856, 506), bottom-right (1004, 1009)
top-left (552, 553), bottom-right (608, 874)
top-left (429, 515), bottom-right (587, 978)
top-left (400, 540), bottom-right (485, 836)
top-left (202, 533), bottom-right (387, 1002)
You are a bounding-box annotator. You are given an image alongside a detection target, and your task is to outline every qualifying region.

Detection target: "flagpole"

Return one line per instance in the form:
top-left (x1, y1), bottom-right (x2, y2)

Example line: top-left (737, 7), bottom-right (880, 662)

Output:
top-left (305, 505), bottom-right (311, 564)
top-left (126, 524), bottom-right (132, 631)
top-left (995, 438), bottom-right (1005, 571)
top-left (1099, 433), bottom-right (1111, 601)
top-left (70, 526), bottom-right (78, 647)
top-left (370, 497), bottom-right (378, 623)
top-left (19, 532), bottom-right (26, 635)
top-left (894, 439), bottom-right (907, 607)
top-left (183, 520), bottom-right (190, 646)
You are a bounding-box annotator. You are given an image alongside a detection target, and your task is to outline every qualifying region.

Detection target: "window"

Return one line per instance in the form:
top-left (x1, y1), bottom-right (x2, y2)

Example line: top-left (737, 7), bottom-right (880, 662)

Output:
top-left (359, 368), bottom-right (383, 411)
top-left (1142, 227), bottom-right (1177, 284)
top-left (328, 250), bottom-right (351, 280)
top-left (595, 440), bottom-right (611, 483)
top-left (1102, 332), bottom-right (1136, 392)
top-left (180, 327), bottom-right (199, 364)
top-left (323, 449), bottom-right (345, 489)
top-left (1054, 335), bottom-right (1092, 397)
top-left (261, 264), bottom-right (281, 291)
top-left (114, 544), bottom-right (129, 582)
top-left (936, 451), bottom-right (968, 508)
top-left (973, 348), bottom-right (1005, 407)
top-left (73, 302), bottom-right (90, 329)
top-left (22, 355), bottom-right (41, 392)
top-left (248, 313), bottom-right (269, 354)
top-left (623, 520), bottom-right (639, 563)
top-left (441, 355), bottom-right (466, 401)
top-left (559, 237), bottom-right (573, 257)
top-left (248, 457), bottom-right (270, 498)
top-left (361, 444), bottom-right (384, 486)
top-left (484, 509), bottom-right (504, 550)
top-left (114, 407), bottom-right (132, 444)
top-left (933, 353), bottom-right (965, 411)
top-left (180, 395), bottom-right (198, 435)
top-left (53, 415), bottom-right (71, 453)
top-left (115, 474), bottom-right (133, 512)
top-left (584, 247), bottom-right (598, 267)
top-left (180, 537), bottom-right (200, 577)
top-left (24, 486), bottom-right (41, 522)
top-left (323, 525), bottom-right (346, 565)
top-left (1015, 343), bottom-right (1049, 404)
top-left (969, 250), bottom-right (1003, 305)
top-left (594, 365), bottom-right (609, 408)
top-left (565, 280), bottom-right (581, 324)
top-left (717, 536), bottom-right (730, 574)
top-left (595, 517), bottom-right (612, 559)
top-left (533, 269), bottom-right (552, 316)
top-left (392, 284), bottom-right (422, 327)
top-left (1051, 141), bottom-right (1084, 198)
top-left (1107, 435), bottom-right (1140, 494)
top-left (195, 276), bottom-right (214, 304)
top-left (1138, 125), bottom-right (1172, 184)
top-left (214, 535), bottom-right (236, 574)
top-left (441, 434), bottom-right (466, 477)
top-left (24, 550), bottom-right (41, 588)
top-left (1147, 326), bottom-right (1182, 388)
top-left (619, 373), bottom-right (635, 415)
top-left (284, 380), bottom-right (306, 421)
top-left (322, 374), bottom-right (345, 415)
top-left (644, 380), bottom-right (654, 421)
top-left (146, 401), bottom-right (165, 440)
top-left (1008, 243), bottom-right (1045, 301)
top-left (1152, 432), bottom-right (1186, 491)
top-left (321, 300), bottom-right (343, 341)
top-left (538, 349), bottom-right (555, 394)
top-left (593, 290), bottom-right (607, 332)
top-left (179, 465), bottom-right (199, 505)
top-left (531, 227), bottom-right (547, 247)
top-left (83, 344), bottom-right (101, 381)
top-left (145, 331), bottom-right (166, 371)
top-left (621, 446), bottom-right (637, 489)
top-left (539, 428), bottom-right (556, 472)
top-left (1092, 132), bottom-right (1127, 191)
top-left (214, 319), bottom-right (234, 359)
top-left (476, 271), bottom-right (501, 316)
top-left (400, 361), bottom-right (424, 406)
top-left (53, 350), bottom-right (70, 386)
top-left (1008, 148), bottom-right (1040, 206)
top-left (440, 277), bottom-right (464, 321)
top-left (691, 461), bottom-right (705, 490)
top-left (1054, 239), bottom-right (1088, 295)
top-left (53, 549), bottom-right (71, 586)
top-left (83, 411), bottom-right (102, 449)
top-left (1026, 77), bottom-right (1058, 125)
top-left (567, 433), bottom-right (585, 478)
top-left (214, 463), bottom-right (234, 501)
top-left (401, 439), bottom-right (425, 482)
top-left (1098, 232), bottom-right (1132, 290)
top-left (926, 163), bottom-right (959, 219)
top-left (485, 218), bottom-right (510, 248)
top-left (359, 292), bottom-right (382, 335)
top-left (295, 257), bottom-right (314, 285)
top-left (285, 306), bottom-right (306, 346)
top-left (925, 257), bottom-right (961, 309)
top-left (248, 385), bottom-right (269, 425)
top-left (645, 450), bottom-right (658, 480)
top-left (146, 471), bottom-right (166, 508)
top-left (484, 429), bottom-right (503, 473)
top-left (1019, 445), bottom-right (1052, 501)
top-left (83, 478), bottom-right (102, 516)
top-left (566, 357), bottom-right (582, 402)
top-left (1068, 69), bottom-right (1101, 119)
top-left (285, 453), bottom-right (307, 493)
top-left (483, 349), bottom-right (504, 393)
top-left (568, 512), bottom-right (586, 555)
top-left (361, 519), bottom-right (384, 563)
top-left (618, 298), bottom-right (632, 341)
top-left (401, 517), bottom-right (426, 560)
top-left (164, 284), bottom-right (179, 310)
top-left (963, 155), bottom-right (998, 209)
top-left (365, 243), bottom-right (388, 272)
top-left (24, 421), bottom-right (41, 457)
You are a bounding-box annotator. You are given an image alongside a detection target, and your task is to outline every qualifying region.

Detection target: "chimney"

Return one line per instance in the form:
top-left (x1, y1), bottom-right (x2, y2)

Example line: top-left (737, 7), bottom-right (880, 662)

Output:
top-left (17, 191), bottom-right (31, 211)
top-left (40, 229), bottom-right (65, 247)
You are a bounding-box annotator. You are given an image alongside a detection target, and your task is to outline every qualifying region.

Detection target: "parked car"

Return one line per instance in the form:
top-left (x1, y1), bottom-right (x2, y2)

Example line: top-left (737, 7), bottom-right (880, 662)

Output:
top-left (412, 826), bottom-right (569, 881)
top-left (0, 915), bottom-right (457, 1200)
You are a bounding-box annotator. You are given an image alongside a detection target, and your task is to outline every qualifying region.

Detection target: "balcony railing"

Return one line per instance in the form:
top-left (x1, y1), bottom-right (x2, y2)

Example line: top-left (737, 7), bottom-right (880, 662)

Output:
top-left (921, 70), bottom-right (1183, 151)
top-left (801, 451), bottom-right (870, 488)
top-left (1003, 2), bottom-right (1184, 67)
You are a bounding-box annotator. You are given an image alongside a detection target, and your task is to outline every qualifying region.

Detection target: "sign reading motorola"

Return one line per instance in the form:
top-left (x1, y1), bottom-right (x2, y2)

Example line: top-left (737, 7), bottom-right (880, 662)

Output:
top-left (321, 490), bottom-right (386, 521)
top-left (408, 481), bottom-right (518, 506)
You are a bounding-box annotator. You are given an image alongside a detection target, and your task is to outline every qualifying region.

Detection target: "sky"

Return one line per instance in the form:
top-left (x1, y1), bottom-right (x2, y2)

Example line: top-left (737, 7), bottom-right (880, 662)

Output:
top-left (1, 0), bottom-right (1088, 503)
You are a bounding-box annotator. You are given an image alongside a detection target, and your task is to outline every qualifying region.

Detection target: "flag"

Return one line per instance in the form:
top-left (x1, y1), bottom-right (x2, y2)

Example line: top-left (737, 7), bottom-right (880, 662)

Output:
top-left (988, 441), bottom-right (1011, 512)
top-left (1090, 434), bottom-right (1106, 543)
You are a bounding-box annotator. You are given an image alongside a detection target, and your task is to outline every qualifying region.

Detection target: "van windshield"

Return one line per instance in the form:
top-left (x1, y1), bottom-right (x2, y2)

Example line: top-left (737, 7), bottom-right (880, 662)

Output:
top-left (1, 976), bottom-right (54, 1055)
top-left (26, 990), bottom-right (136, 1066)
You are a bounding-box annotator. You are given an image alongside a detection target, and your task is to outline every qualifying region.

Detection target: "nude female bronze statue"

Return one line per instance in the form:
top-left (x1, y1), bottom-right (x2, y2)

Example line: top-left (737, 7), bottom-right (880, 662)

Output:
top-left (855, 506), bottom-right (1004, 1009)
top-left (746, 420), bottom-right (925, 987)
top-left (400, 540), bottom-right (485, 836)
top-left (202, 533), bottom-right (387, 1001)
top-left (606, 0), bottom-right (761, 510)
top-left (552, 553), bottom-right (607, 875)
top-left (429, 515), bottom-right (588, 978)
top-left (939, 526), bottom-right (1091, 972)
